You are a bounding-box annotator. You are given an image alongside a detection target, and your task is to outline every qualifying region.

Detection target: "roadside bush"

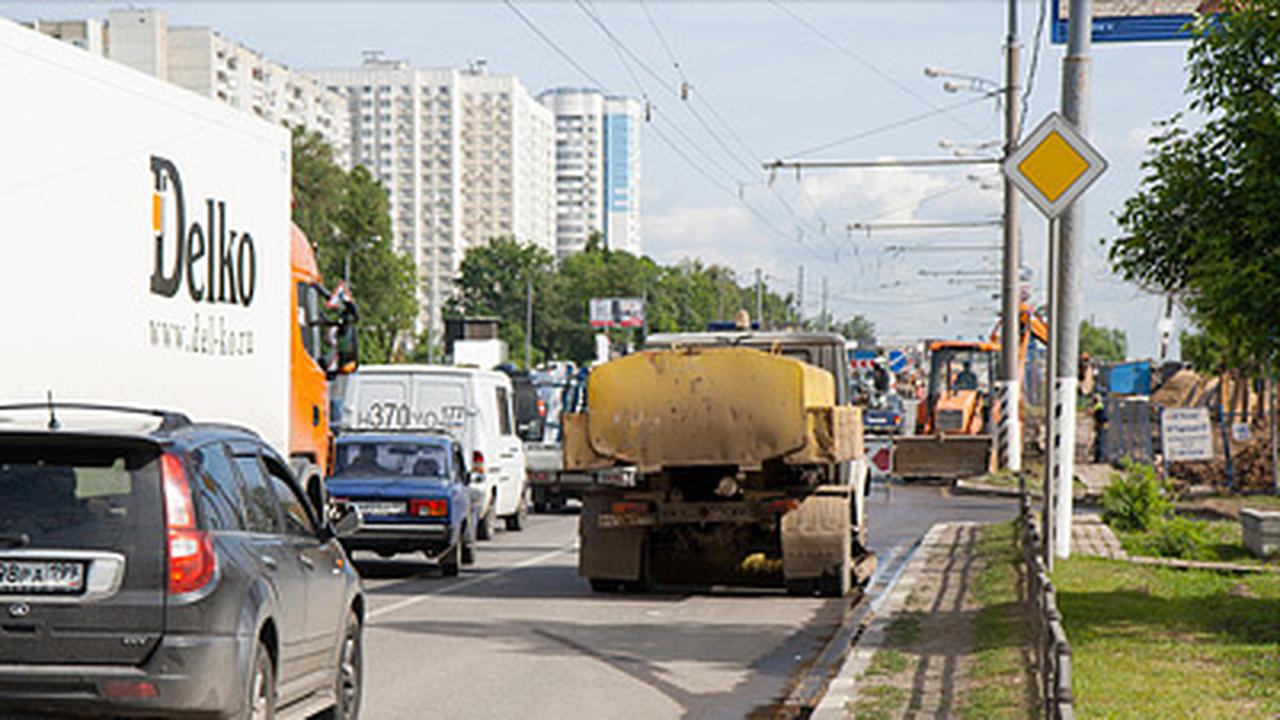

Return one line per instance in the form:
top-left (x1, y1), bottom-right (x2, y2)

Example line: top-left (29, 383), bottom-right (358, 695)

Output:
top-left (1102, 462), bottom-right (1171, 532)
top-left (1147, 515), bottom-right (1208, 559)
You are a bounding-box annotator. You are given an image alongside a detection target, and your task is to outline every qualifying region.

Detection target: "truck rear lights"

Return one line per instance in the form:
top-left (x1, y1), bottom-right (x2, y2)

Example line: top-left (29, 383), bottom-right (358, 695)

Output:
top-left (766, 498), bottom-right (799, 514)
top-left (537, 399), bottom-right (547, 418)
top-left (101, 680), bottom-right (159, 699)
top-left (161, 453), bottom-right (215, 595)
top-left (409, 498), bottom-right (448, 517)
top-left (471, 450), bottom-right (485, 476)
top-left (611, 501), bottom-right (648, 515)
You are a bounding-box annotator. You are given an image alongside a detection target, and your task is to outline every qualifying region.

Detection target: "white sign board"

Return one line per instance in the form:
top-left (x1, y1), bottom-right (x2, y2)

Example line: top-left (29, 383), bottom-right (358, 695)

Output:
top-left (1161, 407), bottom-right (1214, 462)
top-left (1231, 422), bottom-right (1251, 443)
top-left (589, 297), bottom-right (645, 328)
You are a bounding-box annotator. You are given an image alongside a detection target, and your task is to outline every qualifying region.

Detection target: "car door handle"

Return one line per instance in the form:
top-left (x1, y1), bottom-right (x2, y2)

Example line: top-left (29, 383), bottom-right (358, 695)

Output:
top-left (260, 555), bottom-right (278, 571)
top-left (299, 554), bottom-right (315, 570)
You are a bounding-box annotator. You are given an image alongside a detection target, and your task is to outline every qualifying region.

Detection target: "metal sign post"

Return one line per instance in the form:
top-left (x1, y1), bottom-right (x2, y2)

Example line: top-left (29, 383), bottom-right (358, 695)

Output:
top-left (1003, 76), bottom-right (1107, 563)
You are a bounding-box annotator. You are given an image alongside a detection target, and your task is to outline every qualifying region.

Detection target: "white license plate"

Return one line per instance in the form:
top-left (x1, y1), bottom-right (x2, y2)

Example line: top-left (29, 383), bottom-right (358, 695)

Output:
top-left (0, 559), bottom-right (86, 594)
top-left (353, 501), bottom-right (405, 517)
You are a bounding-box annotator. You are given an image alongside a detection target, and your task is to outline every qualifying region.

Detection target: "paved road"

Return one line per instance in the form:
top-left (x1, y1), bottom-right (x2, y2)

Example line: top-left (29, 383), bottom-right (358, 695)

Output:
top-left (354, 484), bottom-right (1017, 720)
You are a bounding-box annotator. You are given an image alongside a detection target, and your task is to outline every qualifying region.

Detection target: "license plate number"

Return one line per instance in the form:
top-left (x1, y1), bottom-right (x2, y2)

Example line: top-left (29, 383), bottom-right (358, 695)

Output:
top-left (0, 560), bottom-right (86, 594)
top-left (353, 501), bottom-right (405, 517)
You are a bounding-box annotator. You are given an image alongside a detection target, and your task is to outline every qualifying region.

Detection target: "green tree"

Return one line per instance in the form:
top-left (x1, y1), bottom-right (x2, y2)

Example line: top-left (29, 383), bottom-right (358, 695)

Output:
top-left (832, 315), bottom-right (877, 348)
top-left (1079, 319), bottom-right (1127, 362)
top-left (291, 129), bottom-right (416, 363)
top-left (447, 237), bottom-right (556, 366)
top-left (1110, 2), bottom-right (1280, 374)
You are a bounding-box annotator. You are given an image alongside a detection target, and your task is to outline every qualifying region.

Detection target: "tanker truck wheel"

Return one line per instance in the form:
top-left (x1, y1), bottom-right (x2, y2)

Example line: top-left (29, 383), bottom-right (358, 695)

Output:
top-left (817, 553), bottom-right (852, 598)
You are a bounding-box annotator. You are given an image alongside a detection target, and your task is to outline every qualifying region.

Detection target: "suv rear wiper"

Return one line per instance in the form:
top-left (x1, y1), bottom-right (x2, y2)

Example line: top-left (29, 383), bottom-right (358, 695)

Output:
top-left (0, 533), bottom-right (30, 549)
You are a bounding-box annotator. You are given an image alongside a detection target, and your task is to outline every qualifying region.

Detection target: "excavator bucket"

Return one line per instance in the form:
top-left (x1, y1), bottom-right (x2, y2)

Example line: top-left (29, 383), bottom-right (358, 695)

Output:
top-left (891, 434), bottom-right (995, 480)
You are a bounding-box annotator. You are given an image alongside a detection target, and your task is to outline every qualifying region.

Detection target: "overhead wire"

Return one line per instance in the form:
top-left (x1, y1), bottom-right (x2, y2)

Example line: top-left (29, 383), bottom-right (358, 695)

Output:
top-left (768, 1), bottom-right (982, 136)
top-left (575, 0), bottom-right (837, 251)
top-left (1020, 0), bottom-right (1049, 132)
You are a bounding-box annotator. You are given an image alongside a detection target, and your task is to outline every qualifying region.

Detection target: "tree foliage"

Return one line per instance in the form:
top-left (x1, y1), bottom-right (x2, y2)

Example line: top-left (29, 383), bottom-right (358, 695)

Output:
top-left (291, 129), bottom-right (416, 363)
top-left (449, 235), bottom-right (871, 366)
top-left (1079, 320), bottom-right (1128, 362)
top-left (1110, 2), bottom-right (1280, 371)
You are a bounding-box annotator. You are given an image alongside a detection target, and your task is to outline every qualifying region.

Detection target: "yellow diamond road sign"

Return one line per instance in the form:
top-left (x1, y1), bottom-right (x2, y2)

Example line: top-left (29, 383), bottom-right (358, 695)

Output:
top-left (1004, 112), bottom-right (1107, 219)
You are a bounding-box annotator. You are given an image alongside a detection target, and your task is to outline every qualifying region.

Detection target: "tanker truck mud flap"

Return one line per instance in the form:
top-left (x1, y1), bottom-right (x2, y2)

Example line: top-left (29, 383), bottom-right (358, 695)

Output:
top-left (579, 491), bottom-right (647, 584)
top-left (781, 485), bottom-right (852, 597)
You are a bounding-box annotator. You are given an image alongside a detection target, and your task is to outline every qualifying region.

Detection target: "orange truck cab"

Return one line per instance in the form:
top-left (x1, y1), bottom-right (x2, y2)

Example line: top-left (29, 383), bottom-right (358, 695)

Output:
top-left (919, 340), bottom-right (1000, 435)
top-left (289, 224), bottom-right (358, 499)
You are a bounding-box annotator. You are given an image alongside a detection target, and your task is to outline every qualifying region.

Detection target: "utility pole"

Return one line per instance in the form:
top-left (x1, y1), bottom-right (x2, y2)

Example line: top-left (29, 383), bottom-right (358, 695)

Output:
top-left (1042, 220), bottom-right (1060, 571)
top-left (797, 264), bottom-right (805, 326)
top-left (820, 276), bottom-right (829, 332)
top-left (524, 276), bottom-right (533, 370)
top-left (1159, 295), bottom-right (1174, 361)
top-left (755, 268), bottom-right (763, 329)
top-left (1052, 0), bottom-right (1094, 559)
top-left (1000, 0), bottom-right (1024, 473)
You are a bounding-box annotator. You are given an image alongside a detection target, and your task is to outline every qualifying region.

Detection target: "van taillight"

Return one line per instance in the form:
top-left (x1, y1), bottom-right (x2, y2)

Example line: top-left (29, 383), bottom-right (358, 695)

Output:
top-left (161, 453), bottom-right (216, 595)
top-left (537, 399), bottom-right (547, 418)
top-left (472, 450), bottom-right (485, 476)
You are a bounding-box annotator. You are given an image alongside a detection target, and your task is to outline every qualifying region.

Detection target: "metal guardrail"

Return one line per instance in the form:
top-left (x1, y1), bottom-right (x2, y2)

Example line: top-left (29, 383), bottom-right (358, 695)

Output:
top-left (1018, 494), bottom-right (1076, 720)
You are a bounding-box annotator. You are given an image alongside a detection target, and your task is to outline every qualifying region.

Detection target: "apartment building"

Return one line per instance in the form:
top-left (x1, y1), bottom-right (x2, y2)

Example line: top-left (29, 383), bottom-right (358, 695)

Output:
top-left (24, 9), bottom-right (349, 162)
top-left (538, 88), bottom-right (642, 258)
top-left (310, 58), bottom-right (555, 338)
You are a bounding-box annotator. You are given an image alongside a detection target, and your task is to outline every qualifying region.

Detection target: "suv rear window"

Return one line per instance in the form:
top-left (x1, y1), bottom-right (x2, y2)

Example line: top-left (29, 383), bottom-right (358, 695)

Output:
top-left (0, 438), bottom-right (161, 552)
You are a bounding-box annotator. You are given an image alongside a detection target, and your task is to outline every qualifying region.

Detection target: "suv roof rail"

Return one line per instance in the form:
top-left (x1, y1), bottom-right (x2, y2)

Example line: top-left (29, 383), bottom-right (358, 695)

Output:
top-left (0, 402), bottom-right (192, 433)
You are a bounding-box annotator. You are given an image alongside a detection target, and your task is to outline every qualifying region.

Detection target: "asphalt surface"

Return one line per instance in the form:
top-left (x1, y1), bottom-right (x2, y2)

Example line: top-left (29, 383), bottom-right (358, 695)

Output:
top-left (353, 483), bottom-right (1017, 720)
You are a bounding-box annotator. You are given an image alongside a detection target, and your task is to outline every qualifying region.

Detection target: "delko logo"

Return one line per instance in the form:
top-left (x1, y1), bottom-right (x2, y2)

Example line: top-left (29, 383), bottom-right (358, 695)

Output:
top-left (149, 155), bottom-right (257, 306)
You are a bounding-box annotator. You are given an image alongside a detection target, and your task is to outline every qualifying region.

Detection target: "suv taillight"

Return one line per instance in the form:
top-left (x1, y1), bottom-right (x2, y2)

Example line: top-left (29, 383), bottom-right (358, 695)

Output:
top-left (472, 450), bottom-right (485, 476)
top-left (161, 453), bottom-right (215, 595)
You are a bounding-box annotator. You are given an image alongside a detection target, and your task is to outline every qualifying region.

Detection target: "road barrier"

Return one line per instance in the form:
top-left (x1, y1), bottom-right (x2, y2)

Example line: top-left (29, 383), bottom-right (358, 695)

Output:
top-left (1017, 492), bottom-right (1075, 720)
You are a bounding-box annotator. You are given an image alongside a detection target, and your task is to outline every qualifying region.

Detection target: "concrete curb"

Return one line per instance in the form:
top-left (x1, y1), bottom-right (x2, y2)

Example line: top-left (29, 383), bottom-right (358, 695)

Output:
top-left (809, 522), bottom-right (967, 720)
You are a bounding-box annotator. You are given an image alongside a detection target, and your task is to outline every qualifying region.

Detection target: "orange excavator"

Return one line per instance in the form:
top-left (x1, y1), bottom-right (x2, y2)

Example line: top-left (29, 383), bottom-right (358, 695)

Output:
top-left (893, 304), bottom-right (1047, 480)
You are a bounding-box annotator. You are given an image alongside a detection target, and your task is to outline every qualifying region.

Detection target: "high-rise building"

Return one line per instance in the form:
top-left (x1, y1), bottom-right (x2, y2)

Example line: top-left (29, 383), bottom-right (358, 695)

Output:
top-left (538, 88), bottom-right (642, 258)
top-left (24, 9), bottom-right (350, 162)
top-left (310, 57), bottom-right (555, 340)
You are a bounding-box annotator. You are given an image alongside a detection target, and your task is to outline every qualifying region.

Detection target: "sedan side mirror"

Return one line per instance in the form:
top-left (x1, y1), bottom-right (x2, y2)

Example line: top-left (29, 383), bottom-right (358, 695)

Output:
top-left (329, 504), bottom-right (363, 539)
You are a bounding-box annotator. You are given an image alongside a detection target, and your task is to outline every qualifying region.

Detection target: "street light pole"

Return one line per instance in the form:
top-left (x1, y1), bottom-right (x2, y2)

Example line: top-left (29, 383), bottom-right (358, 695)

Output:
top-left (1001, 0), bottom-right (1024, 473)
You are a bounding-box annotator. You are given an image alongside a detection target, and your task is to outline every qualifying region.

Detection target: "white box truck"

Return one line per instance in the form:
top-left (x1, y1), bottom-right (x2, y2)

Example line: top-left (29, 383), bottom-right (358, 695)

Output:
top-left (0, 19), bottom-right (356, 493)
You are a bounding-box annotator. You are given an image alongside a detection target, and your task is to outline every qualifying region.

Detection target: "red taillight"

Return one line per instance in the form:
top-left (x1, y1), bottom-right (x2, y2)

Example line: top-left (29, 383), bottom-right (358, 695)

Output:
top-left (471, 450), bottom-right (485, 476)
top-left (537, 399), bottom-right (547, 418)
top-left (410, 498), bottom-right (449, 517)
top-left (162, 452), bottom-right (215, 595)
top-left (766, 498), bottom-right (799, 514)
top-left (101, 681), bottom-right (159, 699)
top-left (611, 501), bottom-right (648, 515)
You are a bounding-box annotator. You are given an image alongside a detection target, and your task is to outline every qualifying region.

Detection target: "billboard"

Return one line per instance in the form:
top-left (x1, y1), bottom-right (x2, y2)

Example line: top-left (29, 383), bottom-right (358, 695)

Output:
top-left (1052, 0), bottom-right (1221, 43)
top-left (589, 297), bottom-right (645, 328)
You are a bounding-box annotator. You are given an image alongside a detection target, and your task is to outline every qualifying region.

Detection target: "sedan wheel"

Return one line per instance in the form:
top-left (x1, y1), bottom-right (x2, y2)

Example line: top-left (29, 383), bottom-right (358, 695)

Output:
top-left (334, 610), bottom-right (363, 720)
top-left (247, 641), bottom-right (276, 720)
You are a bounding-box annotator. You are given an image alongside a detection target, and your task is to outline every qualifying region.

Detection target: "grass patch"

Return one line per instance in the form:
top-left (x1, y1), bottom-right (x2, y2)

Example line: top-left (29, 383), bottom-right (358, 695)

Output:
top-left (961, 521), bottom-right (1035, 720)
top-left (864, 648), bottom-right (910, 677)
top-left (850, 684), bottom-right (908, 720)
top-left (1117, 519), bottom-right (1277, 566)
top-left (1053, 556), bottom-right (1280, 718)
top-left (883, 611), bottom-right (923, 648)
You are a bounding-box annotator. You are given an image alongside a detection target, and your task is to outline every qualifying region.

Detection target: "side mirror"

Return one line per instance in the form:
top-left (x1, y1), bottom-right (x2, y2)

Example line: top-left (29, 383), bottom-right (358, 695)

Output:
top-left (330, 504), bottom-right (363, 538)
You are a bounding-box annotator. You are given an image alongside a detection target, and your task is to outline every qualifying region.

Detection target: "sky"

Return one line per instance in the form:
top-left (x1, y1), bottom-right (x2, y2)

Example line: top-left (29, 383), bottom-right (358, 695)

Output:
top-left (7, 1), bottom-right (1197, 358)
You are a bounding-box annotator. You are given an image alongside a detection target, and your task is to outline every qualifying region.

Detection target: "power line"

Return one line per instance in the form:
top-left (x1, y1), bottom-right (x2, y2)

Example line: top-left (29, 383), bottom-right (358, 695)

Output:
top-left (1021, 0), bottom-right (1049, 133)
top-left (768, 1), bottom-right (981, 135)
top-left (502, 0), bottom-right (606, 90)
top-left (777, 92), bottom-right (1001, 160)
top-left (573, 1), bottom-right (834, 248)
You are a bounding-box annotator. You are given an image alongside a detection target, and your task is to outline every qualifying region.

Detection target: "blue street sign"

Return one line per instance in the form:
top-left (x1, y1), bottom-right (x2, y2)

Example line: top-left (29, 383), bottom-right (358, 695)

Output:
top-left (1051, 0), bottom-right (1208, 43)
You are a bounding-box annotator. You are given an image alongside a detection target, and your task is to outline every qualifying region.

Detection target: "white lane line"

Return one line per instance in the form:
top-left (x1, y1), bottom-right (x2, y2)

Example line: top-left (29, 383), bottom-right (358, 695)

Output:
top-left (367, 544), bottom-right (576, 622)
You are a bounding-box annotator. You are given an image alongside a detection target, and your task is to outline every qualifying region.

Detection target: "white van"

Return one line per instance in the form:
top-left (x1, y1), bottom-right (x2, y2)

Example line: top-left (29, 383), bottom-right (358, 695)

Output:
top-left (338, 365), bottom-right (528, 538)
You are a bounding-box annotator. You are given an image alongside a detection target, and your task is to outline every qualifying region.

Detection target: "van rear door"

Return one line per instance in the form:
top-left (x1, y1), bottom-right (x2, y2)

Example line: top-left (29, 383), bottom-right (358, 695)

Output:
top-left (0, 435), bottom-right (166, 665)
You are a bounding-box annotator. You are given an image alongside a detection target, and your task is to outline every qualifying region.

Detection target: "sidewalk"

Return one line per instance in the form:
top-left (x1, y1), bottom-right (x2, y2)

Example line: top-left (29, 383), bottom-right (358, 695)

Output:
top-left (812, 522), bottom-right (987, 719)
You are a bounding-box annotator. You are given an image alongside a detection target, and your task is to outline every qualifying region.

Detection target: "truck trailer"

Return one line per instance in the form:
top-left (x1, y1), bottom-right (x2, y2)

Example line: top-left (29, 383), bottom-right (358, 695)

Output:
top-left (0, 18), bottom-right (356, 497)
top-left (564, 332), bottom-right (872, 597)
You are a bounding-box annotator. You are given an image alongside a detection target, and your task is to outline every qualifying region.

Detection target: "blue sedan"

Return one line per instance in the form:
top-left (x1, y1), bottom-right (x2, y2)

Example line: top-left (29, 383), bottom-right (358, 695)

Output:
top-left (327, 433), bottom-right (479, 575)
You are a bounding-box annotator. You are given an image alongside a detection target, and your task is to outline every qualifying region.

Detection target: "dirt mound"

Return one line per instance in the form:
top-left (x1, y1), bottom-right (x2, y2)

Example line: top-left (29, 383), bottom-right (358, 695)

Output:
top-left (1169, 435), bottom-right (1276, 491)
top-left (1151, 369), bottom-right (1206, 407)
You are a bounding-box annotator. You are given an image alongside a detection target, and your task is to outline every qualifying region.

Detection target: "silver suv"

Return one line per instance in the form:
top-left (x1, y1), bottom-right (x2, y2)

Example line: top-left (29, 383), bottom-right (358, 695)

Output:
top-left (0, 404), bottom-right (364, 719)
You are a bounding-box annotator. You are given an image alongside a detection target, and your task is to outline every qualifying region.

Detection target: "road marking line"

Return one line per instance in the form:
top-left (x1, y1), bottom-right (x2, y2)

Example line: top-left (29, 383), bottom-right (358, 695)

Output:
top-left (367, 544), bottom-right (575, 622)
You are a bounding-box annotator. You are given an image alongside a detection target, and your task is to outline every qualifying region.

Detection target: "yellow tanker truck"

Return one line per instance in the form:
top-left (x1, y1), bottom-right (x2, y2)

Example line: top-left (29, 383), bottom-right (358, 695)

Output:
top-left (562, 332), bottom-right (872, 597)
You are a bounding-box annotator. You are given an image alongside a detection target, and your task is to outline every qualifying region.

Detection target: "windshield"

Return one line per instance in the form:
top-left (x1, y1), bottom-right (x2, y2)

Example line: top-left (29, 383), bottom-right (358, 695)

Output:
top-left (333, 440), bottom-right (449, 479)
